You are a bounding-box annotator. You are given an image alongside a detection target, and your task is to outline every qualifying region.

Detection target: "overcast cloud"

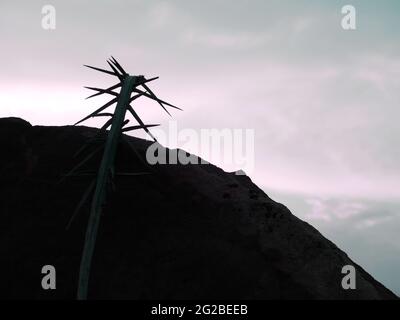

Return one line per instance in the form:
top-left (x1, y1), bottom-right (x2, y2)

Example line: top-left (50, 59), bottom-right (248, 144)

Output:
top-left (1, 0), bottom-right (399, 295)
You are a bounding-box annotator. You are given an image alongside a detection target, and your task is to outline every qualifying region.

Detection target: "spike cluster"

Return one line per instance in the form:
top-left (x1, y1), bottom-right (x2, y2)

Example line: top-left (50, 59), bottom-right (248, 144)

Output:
top-left (66, 57), bottom-right (181, 300)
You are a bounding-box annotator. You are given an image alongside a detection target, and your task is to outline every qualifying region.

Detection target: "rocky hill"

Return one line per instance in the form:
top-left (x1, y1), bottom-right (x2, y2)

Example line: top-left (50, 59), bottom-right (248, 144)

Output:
top-left (0, 117), bottom-right (397, 299)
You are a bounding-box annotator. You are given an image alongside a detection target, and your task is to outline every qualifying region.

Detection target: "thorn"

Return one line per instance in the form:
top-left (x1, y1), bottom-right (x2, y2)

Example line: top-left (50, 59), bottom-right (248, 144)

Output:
top-left (74, 97), bottom-right (118, 125)
top-left (107, 60), bottom-right (123, 81)
top-left (122, 119), bottom-right (130, 128)
top-left (93, 113), bottom-right (114, 118)
top-left (132, 88), bottom-right (182, 111)
top-left (122, 124), bottom-right (160, 133)
top-left (84, 83), bottom-right (121, 99)
top-left (127, 105), bottom-right (158, 142)
top-left (84, 86), bottom-right (119, 99)
top-left (110, 56), bottom-right (127, 75)
top-left (134, 76), bottom-right (159, 87)
top-left (142, 82), bottom-right (172, 116)
top-left (122, 136), bottom-right (156, 172)
top-left (84, 64), bottom-right (119, 77)
top-left (66, 180), bottom-right (96, 230)
top-left (129, 92), bottom-right (146, 103)
top-left (100, 118), bottom-right (114, 131)
top-left (58, 145), bottom-right (103, 184)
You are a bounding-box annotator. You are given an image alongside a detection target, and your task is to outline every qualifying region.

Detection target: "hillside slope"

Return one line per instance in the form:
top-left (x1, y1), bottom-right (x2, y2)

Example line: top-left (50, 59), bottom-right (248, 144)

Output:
top-left (0, 117), bottom-right (397, 299)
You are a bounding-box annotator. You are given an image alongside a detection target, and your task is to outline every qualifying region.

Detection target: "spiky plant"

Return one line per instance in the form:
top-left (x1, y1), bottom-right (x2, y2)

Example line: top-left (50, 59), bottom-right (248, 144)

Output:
top-left (65, 57), bottom-right (181, 300)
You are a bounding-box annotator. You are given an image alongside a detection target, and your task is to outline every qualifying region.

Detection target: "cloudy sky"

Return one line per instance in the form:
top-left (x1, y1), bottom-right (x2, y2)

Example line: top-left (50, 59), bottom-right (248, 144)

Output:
top-left (1, 0), bottom-right (399, 295)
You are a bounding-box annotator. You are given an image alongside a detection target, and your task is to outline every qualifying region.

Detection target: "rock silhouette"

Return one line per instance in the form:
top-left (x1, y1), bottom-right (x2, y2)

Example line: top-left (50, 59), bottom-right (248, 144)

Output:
top-left (0, 117), bottom-right (397, 299)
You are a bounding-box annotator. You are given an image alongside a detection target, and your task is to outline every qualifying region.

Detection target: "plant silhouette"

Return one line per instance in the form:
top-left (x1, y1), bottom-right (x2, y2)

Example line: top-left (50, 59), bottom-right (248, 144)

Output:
top-left (65, 57), bottom-right (181, 299)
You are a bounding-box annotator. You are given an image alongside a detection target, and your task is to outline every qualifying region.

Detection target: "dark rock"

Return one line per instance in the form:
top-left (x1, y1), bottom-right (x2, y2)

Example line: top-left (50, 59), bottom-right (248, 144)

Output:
top-left (0, 117), bottom-right (397, 300)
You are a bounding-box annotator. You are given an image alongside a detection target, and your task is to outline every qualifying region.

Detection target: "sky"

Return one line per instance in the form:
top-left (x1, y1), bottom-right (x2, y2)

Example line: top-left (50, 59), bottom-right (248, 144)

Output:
top-left (1, 0), bottom-right (399, 295)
